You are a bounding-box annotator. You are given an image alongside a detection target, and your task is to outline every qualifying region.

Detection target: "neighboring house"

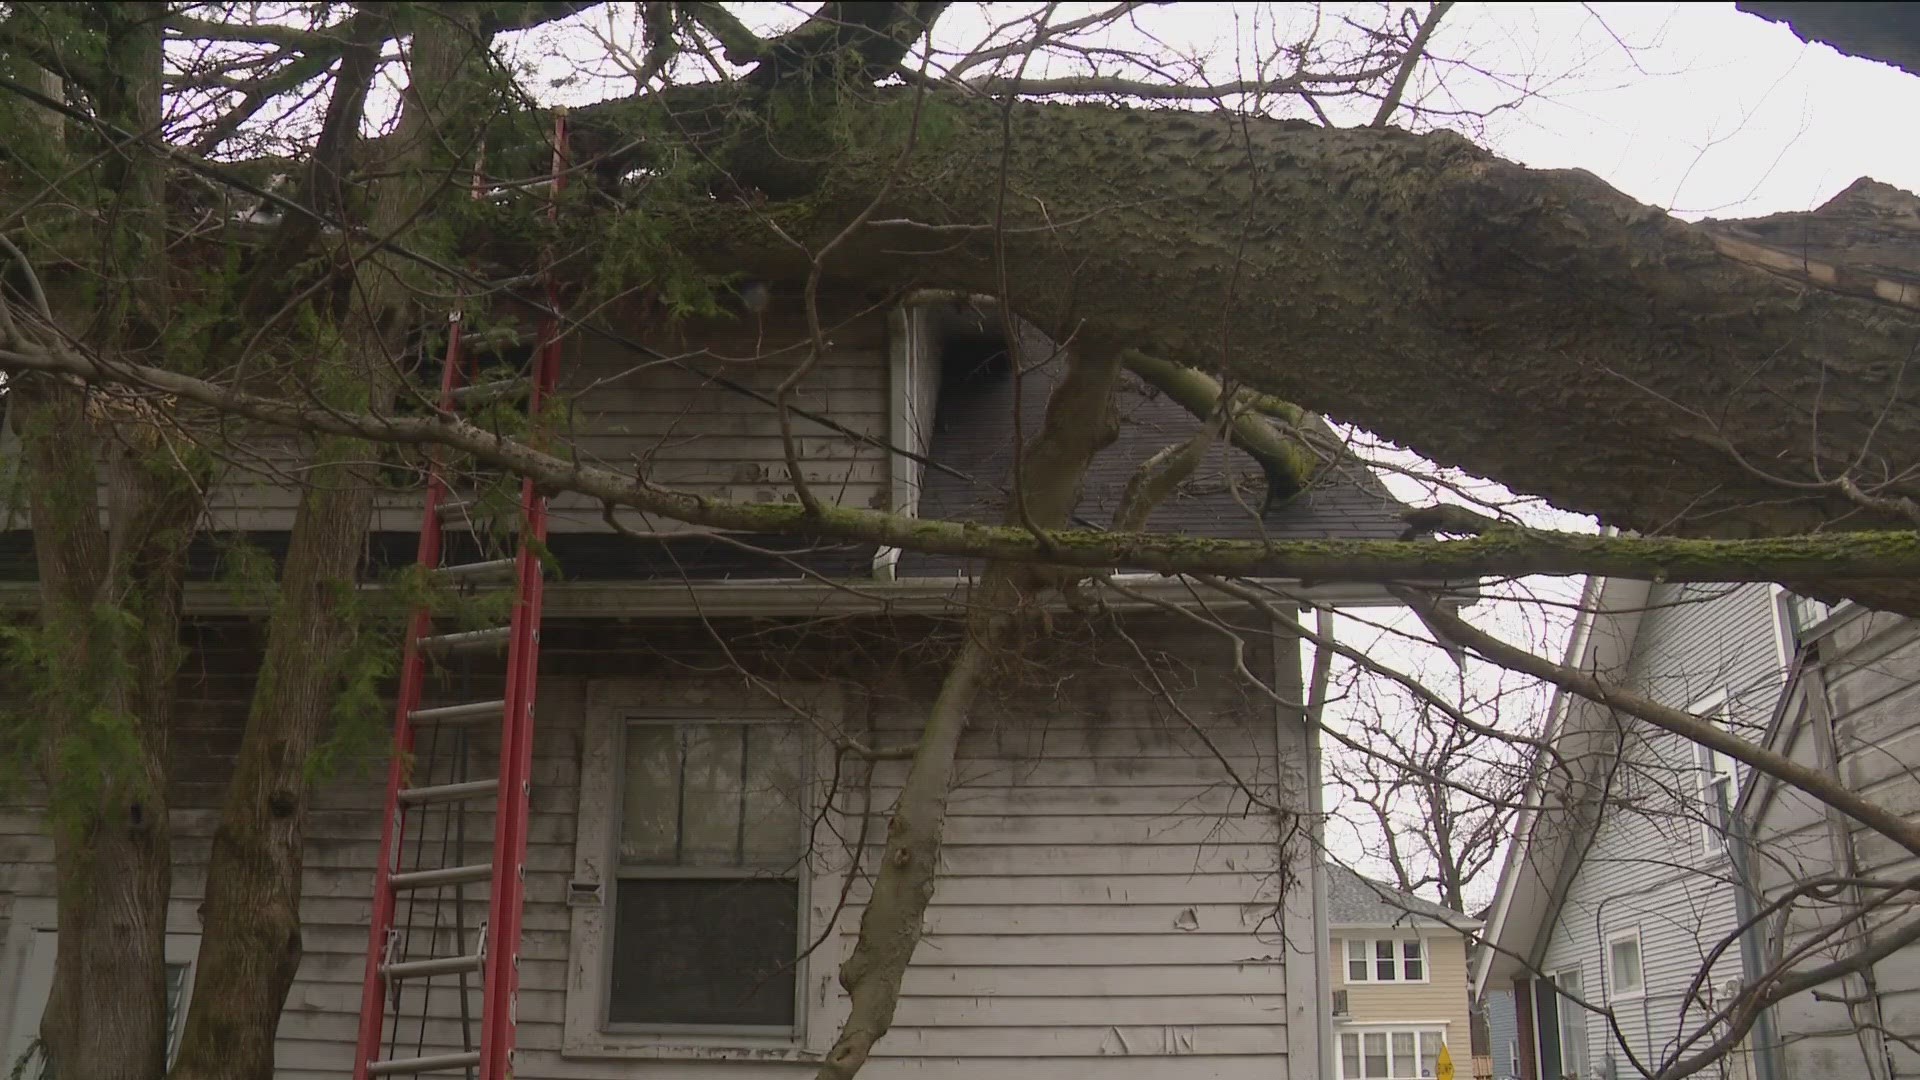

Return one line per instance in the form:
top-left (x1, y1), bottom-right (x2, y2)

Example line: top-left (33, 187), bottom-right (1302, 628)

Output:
top-left (1485, 988), bottom-right (1520, 1080)
top-left (1328, 863), bottom-right (1480, 1079)
top-left (1739, 602), bottom-right (1920, 1079)
top-left (0, 294), bottom-right (1421, 1078)
top-left (1474, 573), bottom-right (1893, 1080)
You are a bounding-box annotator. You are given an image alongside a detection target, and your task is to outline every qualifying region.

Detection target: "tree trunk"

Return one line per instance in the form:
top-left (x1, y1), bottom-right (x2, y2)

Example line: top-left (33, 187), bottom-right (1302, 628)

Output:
top-left (574, 84), bottom-right (1920, 604)
top-left (818, 348), bottom-right (1124, 1079)
top-left (16, 376), bottom-right (198, 1080)
top-left (18, 8), bottom-right (202, 1078)
top-left (169, 12), bottom-right (496, 1080)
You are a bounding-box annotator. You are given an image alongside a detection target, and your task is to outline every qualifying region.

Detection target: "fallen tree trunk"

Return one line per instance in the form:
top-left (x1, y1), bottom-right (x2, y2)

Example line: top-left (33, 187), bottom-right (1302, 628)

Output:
top-left (570, 84), bottom-right (1920, 605)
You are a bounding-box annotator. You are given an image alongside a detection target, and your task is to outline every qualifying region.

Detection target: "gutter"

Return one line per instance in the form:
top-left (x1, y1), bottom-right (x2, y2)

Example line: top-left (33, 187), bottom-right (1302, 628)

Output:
top-left (1309, 607), bottom-right (1337, 1080)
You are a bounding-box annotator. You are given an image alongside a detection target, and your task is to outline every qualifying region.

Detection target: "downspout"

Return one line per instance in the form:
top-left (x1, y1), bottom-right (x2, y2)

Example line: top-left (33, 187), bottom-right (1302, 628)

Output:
top-left (1309, 607), bottom-right (1338, 1078)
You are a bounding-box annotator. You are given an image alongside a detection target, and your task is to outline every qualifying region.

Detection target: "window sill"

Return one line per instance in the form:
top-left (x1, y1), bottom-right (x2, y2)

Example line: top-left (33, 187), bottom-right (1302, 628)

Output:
top-left (562, 1037), bottom-right (824, 1064)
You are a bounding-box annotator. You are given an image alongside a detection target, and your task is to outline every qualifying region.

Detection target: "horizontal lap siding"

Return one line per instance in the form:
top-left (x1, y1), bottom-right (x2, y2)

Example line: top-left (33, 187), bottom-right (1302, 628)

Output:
top-left (840, 664), bottom-right (1293, 1075)
top-left (176, 305), bottom-right (894, 533)
top-left (1334, 932), bottom-right (1474, 1053)
top-left (1539, 583), bottom-right (1784, 1078)
top-left (0, 621), bottom-right (1297, 1080)
top-left (1756, 611), bottom-right (1920, 1078)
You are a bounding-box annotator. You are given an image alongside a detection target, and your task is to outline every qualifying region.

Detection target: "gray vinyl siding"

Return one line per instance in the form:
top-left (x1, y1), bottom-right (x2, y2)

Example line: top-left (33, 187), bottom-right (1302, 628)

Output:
top-left (0, 617), bottom-right (1305, 1080)
top-left (1749, 608), bottom-right (1920, 1079)
top-left (1534, 583), bottom-right (1788, 1078)
top-left (1487, 989), bottom-right (1519, 1079)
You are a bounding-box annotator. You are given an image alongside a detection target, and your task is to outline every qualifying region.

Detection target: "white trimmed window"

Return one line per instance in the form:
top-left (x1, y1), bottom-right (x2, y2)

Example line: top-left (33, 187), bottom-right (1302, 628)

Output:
top-left (1343, 936), bottom-right (1428, 983)
top-left (1607, 928), bottom-right (1644, 999)
top-left (1338, 1026), bottom-right (1447, 1078)
top-left (1553, 967), bottom-right (1591, 1080)
top-left (1690, 690), bottom-right (1736, 855)
top-left (564, 682), bottom-right (845, 1061)
top-left (611, 718), bottom-right (808, 1030)
top-left (1770, 585), bottom-right (1837, 675)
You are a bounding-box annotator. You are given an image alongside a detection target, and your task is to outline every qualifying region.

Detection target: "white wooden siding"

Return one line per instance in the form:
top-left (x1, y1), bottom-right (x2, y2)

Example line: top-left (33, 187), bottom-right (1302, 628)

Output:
top-left (1749, 608), bottom-right (1920, 1079)
top-left (0, 622), bottom-right (1305, 1080)
top-left (2, 304), bottom-right (894, 535)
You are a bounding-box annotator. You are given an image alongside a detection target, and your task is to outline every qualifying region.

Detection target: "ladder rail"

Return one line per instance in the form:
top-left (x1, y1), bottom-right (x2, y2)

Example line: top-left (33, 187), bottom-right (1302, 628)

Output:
top-left (357, 109), bottom-right (568, 1080)
top-left (478, 107), bottom-right (568, 1080)
top-left (354, 314), bottom-right (468, 1076)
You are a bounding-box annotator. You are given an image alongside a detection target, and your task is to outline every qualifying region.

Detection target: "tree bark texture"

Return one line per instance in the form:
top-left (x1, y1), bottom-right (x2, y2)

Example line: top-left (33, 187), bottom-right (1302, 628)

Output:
top-left (16, 8), bottom-right (204, 1078)
top-left (575, 86), bottom-right (1920, 601)
top-left (170, 11), bottom-right (497, 1079)
top-left (818, 349), bottom-right (1124, 1079)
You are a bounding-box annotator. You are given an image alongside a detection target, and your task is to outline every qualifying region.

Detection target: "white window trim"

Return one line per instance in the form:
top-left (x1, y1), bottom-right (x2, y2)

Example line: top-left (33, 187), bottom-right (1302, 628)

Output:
top-left (0, 906), bottom-right (201, 1074)
top-left (562, 679), bottom-right (848, 1062)
top-left (1335, 1022), bottom-right (1450, 1079)
top-left (873, 305), bottom-right (939, 580)
top-left (1340, 934), bottom-right (1430, 984)
top-left (1689, 689), bottom-right (1734, 857)
top-left (1549, 965), bottom-right (1589, 1080)
top-left (1606, 927), bottom-right (1645, 1001)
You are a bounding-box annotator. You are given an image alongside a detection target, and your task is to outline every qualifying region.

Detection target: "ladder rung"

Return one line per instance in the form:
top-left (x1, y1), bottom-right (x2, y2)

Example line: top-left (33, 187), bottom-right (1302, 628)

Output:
top-left (389, 863), bottom-right (491, 890)
top-left (434, 558), bottom-right (517, 581)
top-left (410, 700), bottom-right (505, 726)
top-left (368, 1051), bottom-right (483, 1076)
top-left (449, 378), bottom-right (526, 406)
top-left (465, 327), bottom-right (530, 353)
top-left (418, 626), bottom-right (511, 651)
top-left (382, 952), bottom-right (484, 980)
top-left (398, 779), bottom-right (499, 806)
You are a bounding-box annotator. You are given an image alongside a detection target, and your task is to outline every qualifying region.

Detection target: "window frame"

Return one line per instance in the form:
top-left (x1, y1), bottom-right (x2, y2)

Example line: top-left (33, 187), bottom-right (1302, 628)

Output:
top-left (605, 716), bottom-right (811, 1037)
top-left (1335, 1023), bottom-right (1449, 1079)
top-left (1605, 927), bottom-right (1645, 1001)
top-left (1770, 585), bottom-right (1838, 672)
top-left (0, 913), bottom-right (200, 1075)
top-left (1550, 965), bottom-right (1590, 1080)
top-left (1687, 689), bottom-right (1736, 856)
top-left (1340, 934), bottom-right (1430, 984)
top-left (563, 680), bottom-right (846, 1062)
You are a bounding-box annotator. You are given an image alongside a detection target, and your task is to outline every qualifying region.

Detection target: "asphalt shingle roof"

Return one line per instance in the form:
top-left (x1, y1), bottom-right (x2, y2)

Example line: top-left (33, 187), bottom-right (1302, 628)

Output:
top-left (1325, 862), bottom-right (1474, 929)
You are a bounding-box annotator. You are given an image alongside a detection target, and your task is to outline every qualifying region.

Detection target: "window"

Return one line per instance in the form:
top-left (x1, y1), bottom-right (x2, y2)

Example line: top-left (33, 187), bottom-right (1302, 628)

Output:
top-left (1338, 1027), bottom-right (1447, 1078)
top-left (1607, 929), bottom-right (1644, 999)
top-left (563, 682), bottom-right (842, 1061)
top-left (1775, 587), bottom-right (1835, 648)
top-left (1, 927), bottom-right (198, 1077)
top-left (611, 719), bottom-right (807, 1031)
top-left (1343, 936), bottom-right (1428, 983)
top-left (1689, 690), bottom-right (1736, 855)
top-left (1552, 968), bottom-right (1590, 1080)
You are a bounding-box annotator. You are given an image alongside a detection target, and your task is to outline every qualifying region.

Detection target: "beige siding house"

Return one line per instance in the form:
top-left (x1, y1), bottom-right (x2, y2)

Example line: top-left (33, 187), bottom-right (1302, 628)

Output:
top-left (0, 294), bottom-right (1417, 1078)
top-left (1328, 865), bottom-right (1479, 1080)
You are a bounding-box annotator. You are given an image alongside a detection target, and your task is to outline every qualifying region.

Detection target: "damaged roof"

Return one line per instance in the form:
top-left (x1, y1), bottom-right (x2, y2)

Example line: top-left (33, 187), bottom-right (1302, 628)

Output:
top-left (902, 302), bottom-right (1410, 577)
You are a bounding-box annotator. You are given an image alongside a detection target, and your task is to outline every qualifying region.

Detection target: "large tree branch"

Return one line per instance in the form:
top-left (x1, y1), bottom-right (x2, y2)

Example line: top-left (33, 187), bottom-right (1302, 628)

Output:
top-left (1398, 587), bottom-right (1920, 860)
top-left (11, 337), bottom-right (1920, 592)
top-left (568, 87), bottom-right (1920, 608)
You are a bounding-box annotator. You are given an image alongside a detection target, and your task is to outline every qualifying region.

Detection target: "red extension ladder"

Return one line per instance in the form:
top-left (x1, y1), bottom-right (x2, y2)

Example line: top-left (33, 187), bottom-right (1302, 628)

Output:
top-left (353, 112), bottom-right (569, 1079)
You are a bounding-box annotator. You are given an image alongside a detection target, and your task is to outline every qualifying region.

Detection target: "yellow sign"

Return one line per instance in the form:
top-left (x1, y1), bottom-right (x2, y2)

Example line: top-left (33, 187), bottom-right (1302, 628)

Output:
top-left (1435, 1042), bottom-right (1454, 1080)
